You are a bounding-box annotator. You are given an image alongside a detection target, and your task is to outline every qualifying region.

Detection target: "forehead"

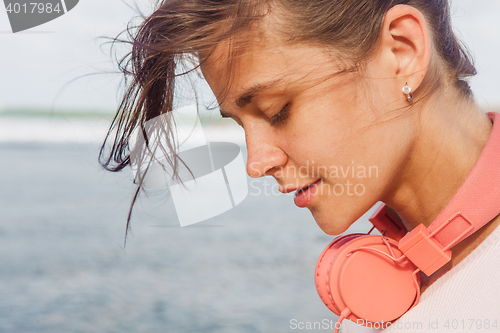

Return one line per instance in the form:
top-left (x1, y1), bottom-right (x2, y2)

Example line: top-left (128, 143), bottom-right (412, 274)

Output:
top-left (200, 35), bottom-right (345, 109)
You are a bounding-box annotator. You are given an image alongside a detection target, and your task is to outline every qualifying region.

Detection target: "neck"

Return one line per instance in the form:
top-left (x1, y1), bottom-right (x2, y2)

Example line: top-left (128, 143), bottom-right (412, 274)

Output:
top-left (383, 94), bottom-right (492, 229)
top-left (381, 91), bottom-right (499, 292)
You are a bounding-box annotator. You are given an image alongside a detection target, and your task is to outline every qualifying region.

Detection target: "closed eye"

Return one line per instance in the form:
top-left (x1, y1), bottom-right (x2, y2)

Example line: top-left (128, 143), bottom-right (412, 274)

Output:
top-left (270, 103), bottom-right (291, 125)
top-left (220, 109), bottom-right (244, 128)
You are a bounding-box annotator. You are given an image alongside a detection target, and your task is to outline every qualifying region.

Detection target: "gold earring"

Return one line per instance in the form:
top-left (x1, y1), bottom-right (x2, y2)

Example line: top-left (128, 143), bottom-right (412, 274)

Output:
top-left (402, 82), bottom-right (413, 102)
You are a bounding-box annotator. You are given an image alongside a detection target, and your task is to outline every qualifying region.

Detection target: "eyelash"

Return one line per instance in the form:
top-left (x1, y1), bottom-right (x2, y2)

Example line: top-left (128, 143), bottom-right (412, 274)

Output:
top-left (270, 103), bottom-right (290, 125)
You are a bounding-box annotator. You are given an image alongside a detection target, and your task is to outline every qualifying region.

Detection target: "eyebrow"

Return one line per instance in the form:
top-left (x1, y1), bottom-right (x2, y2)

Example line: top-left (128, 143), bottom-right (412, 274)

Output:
top-left (220, 77), bottom-right (284, 118)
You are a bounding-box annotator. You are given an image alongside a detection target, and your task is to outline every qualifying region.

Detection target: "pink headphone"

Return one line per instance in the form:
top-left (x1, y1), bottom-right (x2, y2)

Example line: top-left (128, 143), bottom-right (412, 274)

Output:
top-left (315, 112), bottom-right (500, 331)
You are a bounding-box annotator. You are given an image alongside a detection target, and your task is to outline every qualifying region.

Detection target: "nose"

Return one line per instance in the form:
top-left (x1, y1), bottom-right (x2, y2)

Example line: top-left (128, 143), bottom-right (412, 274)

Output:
top-left (245, 127), bottom-right (287, 178)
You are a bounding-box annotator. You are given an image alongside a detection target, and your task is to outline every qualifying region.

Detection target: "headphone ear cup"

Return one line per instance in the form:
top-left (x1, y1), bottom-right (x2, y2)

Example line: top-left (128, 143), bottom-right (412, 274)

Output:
top-left (315, 233), bottom-right (366, 315)
top-left (323, 235), bottom-right (421, 324)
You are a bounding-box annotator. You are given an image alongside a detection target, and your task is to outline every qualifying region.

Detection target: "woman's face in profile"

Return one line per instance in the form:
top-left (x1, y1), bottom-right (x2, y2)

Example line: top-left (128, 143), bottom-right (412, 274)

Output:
top-left (201, 31), bottom-right (417, 234)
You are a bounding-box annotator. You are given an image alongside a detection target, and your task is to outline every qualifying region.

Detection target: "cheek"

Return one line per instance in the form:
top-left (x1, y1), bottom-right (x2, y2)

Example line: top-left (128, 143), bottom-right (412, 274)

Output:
top-left (285, 84), bottom-right (368, 155)
top-left (281, 81), bottom-right (414, 185)
top-left (283, 105), bottom-right (375, 168)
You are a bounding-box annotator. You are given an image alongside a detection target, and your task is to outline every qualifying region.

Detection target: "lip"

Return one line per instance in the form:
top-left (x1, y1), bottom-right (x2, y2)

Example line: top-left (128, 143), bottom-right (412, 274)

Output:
top-left (279, 180), bottom-right (321, 194)
top-left (293, 179), bottom-right (321, 208)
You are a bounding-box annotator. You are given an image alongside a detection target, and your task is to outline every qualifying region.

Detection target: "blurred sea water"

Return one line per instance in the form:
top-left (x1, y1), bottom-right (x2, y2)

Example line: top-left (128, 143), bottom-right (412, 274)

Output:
top-left (0, 115), bottom-right (378, 333)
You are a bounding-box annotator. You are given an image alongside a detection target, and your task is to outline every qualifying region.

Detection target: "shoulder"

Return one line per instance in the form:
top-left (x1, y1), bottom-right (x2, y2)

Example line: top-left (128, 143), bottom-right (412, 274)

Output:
top-left (381, 223), bottom-right (500, 332)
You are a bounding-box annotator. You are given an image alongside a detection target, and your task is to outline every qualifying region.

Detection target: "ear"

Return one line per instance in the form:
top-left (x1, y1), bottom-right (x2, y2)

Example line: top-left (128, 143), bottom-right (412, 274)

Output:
top-left (371, 5), bottom-right (431, 91)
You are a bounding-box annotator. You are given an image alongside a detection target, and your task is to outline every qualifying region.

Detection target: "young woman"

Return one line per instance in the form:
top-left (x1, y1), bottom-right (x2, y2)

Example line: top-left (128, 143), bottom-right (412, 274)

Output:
top-left (100, 0), bottom-right (500, 331)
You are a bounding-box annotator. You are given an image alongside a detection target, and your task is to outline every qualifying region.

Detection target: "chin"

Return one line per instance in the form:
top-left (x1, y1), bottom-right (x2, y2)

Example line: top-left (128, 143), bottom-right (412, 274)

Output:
top-left (310, 209), bottom-right (352, 236)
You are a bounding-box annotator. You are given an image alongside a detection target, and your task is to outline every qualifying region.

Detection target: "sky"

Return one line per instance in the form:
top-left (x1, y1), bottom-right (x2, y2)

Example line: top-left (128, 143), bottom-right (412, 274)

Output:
top-left (1, 0), bottom-right (500, 113)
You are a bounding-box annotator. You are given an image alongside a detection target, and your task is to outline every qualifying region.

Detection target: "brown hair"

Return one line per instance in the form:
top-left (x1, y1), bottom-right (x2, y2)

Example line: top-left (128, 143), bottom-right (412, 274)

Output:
top-left (99, 0), bottom-right (475, 238)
